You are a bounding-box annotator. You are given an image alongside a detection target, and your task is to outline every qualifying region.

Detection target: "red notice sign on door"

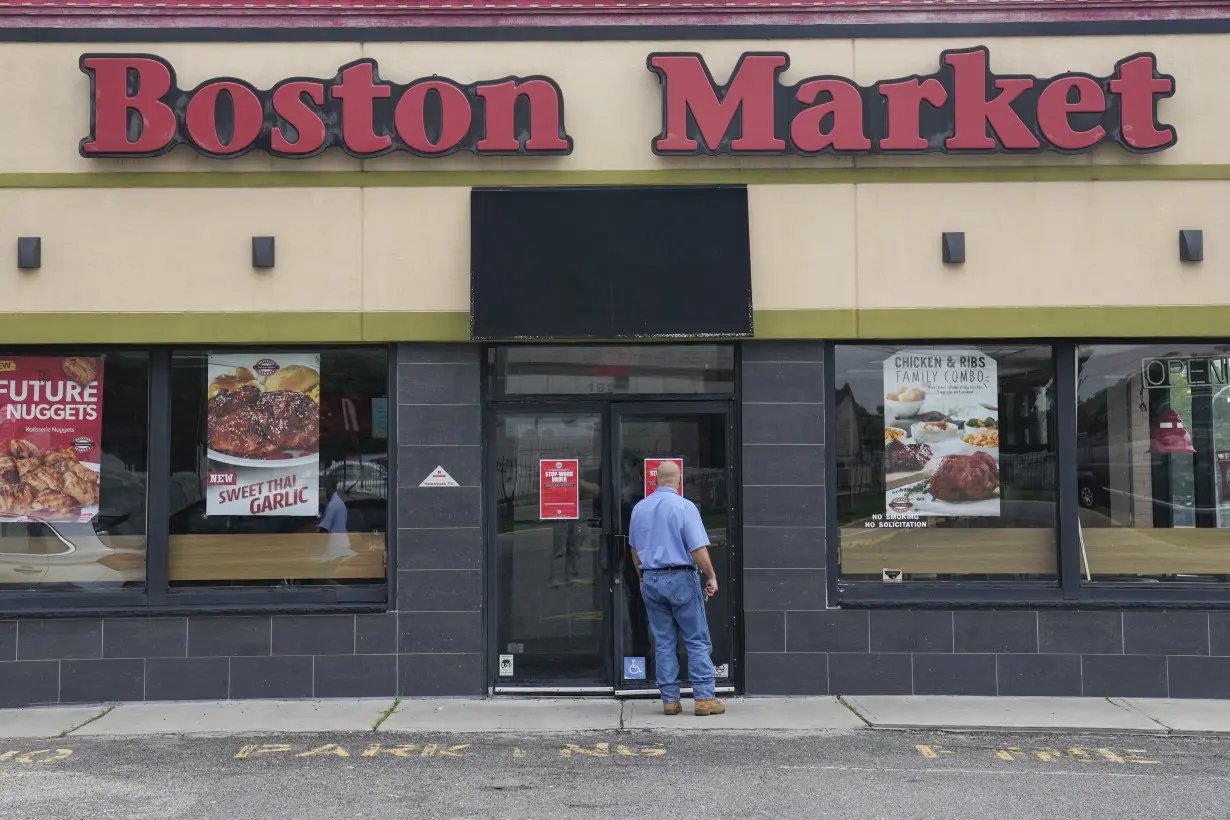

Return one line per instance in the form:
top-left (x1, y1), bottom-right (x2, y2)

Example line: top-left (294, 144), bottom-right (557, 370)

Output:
top-left (644, 457), bottom-right (683, 498)
top-left (540, 459), bottom-right (580, 520)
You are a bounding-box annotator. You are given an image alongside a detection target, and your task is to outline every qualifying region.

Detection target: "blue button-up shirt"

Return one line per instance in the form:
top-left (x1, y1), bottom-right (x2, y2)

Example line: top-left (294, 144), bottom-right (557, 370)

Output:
top-left (628, 487), bottom-right (709, 568)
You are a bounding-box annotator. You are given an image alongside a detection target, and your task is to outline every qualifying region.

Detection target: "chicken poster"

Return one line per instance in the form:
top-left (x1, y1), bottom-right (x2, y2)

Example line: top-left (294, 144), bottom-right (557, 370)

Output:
top-left (0, 356), bottom-right (104, 523)
top-left (882, 350), bottom-right (1000, 520)
top-left (205, 353), bottom-right (321, 517)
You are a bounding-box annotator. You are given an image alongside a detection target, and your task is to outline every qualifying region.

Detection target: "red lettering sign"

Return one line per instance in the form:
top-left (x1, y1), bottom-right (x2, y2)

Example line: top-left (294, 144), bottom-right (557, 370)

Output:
top-left (644, 458), bottom-right (683, 499)
top-left (540, 459), bottom-right (581, 521)
top-left (649, 47), bottom-right (1176, 156)
top-left (79, 54), bottom-right (574, 160)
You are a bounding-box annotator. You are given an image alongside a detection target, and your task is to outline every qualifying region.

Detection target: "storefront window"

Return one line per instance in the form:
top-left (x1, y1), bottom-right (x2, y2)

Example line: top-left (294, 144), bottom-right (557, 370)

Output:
top-left (1078, 344), bottom-right (1230, 582)
top-left (0, 351), bottom-right (148, 590)
top-left (168, 348), bottom-right (388, 587)
top-left (489, 345), bottom-right (735, 396)
top-left (835, 344), bottom-right (1056, 582)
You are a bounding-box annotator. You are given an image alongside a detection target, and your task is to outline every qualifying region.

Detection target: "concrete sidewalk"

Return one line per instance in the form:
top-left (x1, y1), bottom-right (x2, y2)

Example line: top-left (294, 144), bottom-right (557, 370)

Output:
top-left (2, 696), bottom-right (1229, 739)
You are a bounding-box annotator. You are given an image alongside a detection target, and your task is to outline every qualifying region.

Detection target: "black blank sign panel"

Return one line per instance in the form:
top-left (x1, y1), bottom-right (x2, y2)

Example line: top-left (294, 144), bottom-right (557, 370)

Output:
top-left (470, 186), bottom-right (752, 340)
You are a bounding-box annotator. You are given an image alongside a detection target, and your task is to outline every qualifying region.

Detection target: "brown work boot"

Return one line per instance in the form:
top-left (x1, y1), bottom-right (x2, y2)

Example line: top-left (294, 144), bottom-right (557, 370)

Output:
top-left (694, 699), bottom-right (725, 716)
top-left (662, 701), bottom-right (682, 716)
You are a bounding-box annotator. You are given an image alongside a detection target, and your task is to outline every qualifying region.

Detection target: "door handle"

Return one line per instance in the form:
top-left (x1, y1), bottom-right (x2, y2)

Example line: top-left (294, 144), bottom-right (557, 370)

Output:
top-left (13, 565), bottom-right (42, 574)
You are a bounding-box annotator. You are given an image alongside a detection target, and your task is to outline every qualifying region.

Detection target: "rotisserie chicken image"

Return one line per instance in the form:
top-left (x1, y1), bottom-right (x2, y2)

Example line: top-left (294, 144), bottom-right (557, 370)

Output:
top-left (0, 438), bottom-right (100, 519)
top-left (207, 384), bottom-right (320, 458)
top-left (930, 451), bottom-right (1000, 503)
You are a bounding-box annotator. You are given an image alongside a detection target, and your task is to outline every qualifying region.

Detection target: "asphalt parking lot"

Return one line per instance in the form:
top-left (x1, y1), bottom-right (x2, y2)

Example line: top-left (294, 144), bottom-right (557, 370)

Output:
top-left (3, 728), bottom-right (1229, 820)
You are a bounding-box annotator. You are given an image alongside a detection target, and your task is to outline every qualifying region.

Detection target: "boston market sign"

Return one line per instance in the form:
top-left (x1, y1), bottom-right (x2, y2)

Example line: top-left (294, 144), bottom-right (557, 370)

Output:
top-left (79, 47), bottom-right (1176, 160)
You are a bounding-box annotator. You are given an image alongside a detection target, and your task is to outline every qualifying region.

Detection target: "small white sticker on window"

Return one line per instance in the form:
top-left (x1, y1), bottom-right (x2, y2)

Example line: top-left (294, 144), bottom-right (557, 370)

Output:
top-left (498, 655), bottom-right (514, 676)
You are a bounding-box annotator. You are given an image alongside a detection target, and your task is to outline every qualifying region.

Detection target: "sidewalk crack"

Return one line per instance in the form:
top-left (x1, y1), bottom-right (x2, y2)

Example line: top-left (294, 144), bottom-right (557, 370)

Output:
top-left (619, 700), bottom-right (627, 731)
top-left (373, 697), bottom-right (401, 732)
top-left (61, 705), bottom-right (114, 737)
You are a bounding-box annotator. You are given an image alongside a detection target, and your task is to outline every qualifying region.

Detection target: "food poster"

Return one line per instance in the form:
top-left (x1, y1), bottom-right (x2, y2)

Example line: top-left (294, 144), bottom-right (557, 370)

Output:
top-left (0, 356), bottom-right (104, 523)
top-left (540, 459), bottom-right (580, 520)
top-left (644, 458), bottom-right (683, 498)
top-left (882, 351), bottom-right (1001, 520)
top-left (205, 354), bottom-right (321, 517)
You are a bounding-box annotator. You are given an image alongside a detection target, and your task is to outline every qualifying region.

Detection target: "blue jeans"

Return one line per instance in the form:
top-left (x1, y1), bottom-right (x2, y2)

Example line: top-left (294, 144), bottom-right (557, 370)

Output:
top-left (640, 570), bottom-right (715, 702)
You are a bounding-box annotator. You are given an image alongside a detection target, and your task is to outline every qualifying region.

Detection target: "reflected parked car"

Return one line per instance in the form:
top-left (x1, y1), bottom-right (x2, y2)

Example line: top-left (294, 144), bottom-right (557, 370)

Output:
top-left (0, 516), bottom-right (144, 587)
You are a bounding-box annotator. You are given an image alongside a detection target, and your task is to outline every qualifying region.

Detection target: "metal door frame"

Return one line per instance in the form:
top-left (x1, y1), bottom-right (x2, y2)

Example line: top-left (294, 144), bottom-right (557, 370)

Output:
top-left (609, 401), bottom-right (739, 696)
top-left (485, 401), bottom-right (616, 692)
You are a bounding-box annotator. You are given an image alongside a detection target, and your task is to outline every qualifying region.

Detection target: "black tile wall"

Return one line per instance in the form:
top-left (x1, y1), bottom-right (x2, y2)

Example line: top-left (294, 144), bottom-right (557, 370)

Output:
top-left (740, 342), bottom-right (829, 696)
top-left (60, 659), bottom-right (144, 704)
top-left (398, 611), bottom-right (482, 654)
top-left (829, 653), bottom-right (913, 695)
top-left (743, 611), bottom-right (786, 653)
top-left (395, 344), bottom-right (484, 697)
top-left (1212, 612), bottom-right (1230, 656)
top-left (314, 655), bottom-right (397, 699)
top-left (912, 654), bottom-right (996, 696)
top-left (0, 620), bottom-right (16, 661)
top-left (356, 614), bottom-right (397, 655)
top-left (188, 617), bottom-right (271, 657)
top-left (104, 618), bottom-right (185, 659)
top-left (17, 619), bottom-right (101, 660)
top-left (1082, 655), bottom-right (1169, 698)
top-left (230, 655), bottom-right (314, 699)
top-left (0, 661), bottom-right (58, 708)
top-left (742, 527), bottom-right (825, 569)
top-left (1038, 612), bottom-right (1122, 655)
top-left (272, 615), bottom-right (355, 656)
top-left (1123, 612), bottom-right (1210, 656)
top-left (145, 658), bottom-right (230, 702)
top-left (745, 652), bottom-right (828, 695)
top-left (745, 569), bottom-right (827, 612)
top-left (953, 611), bottom-right (1037, 654)
top-left (398, 445), bottom-right (482, 489)
top-left (997, 654), bottom-right (1082, 696)
top-left (870, 610), bottom-right (953, 654)
top-left (398, 527), bottom-right (483, 570)
top-left (1168, 656), bottom-right (1230, 699)
top-left (398, 653), bottom-right (483, 697)
top-left (787, 611), bottom-right (869, 654)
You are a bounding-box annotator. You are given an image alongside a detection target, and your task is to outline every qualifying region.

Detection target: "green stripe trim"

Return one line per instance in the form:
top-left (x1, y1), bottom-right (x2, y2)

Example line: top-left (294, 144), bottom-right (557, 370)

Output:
top-left (3, 306), bottom-right (1226, 344)
top-left (0, 312), bottom-right (468, 344)
top-left (760, 306), bottom-right (1230, 339)
top-left (5, 164), bottom-right (1230, 188)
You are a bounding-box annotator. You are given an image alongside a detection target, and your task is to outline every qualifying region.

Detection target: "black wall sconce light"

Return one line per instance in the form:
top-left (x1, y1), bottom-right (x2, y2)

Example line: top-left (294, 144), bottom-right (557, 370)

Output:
top-left (17, 237), bottom-right (41, 270)
top-left (252, 236), bottom-right (276, 269)
top-left (942, 232), bottom-right (965, 265)
top-left (1179, 230), bottom-right (1203, 262)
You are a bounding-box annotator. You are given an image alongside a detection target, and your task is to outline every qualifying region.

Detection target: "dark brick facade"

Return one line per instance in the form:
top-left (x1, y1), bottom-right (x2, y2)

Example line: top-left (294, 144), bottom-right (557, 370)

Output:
top-left (0, 343), bottom-right (481, 707)
top-left (3, 341), bottom-right (1230, 705)
top-left (736, 341), bottom-right (1230, 699)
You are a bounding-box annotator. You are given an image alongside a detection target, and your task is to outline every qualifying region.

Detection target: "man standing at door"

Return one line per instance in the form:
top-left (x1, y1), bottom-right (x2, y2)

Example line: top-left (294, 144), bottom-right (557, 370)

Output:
top-left (628, 460), bottom-right (724, 717)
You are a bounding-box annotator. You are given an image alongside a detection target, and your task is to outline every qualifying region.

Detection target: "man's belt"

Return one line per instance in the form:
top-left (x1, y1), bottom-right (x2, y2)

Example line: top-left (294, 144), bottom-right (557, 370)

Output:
top-left (643, 565), bottom-right (696, 572)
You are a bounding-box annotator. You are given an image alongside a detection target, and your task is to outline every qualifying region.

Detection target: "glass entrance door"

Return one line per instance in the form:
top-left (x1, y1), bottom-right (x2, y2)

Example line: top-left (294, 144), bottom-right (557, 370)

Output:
top-left (492, 409), bottom-right (611, 687)
top-left (490, 402), bottom-right (735, 692)
top-left (613, 405), bottom-right (735, 692)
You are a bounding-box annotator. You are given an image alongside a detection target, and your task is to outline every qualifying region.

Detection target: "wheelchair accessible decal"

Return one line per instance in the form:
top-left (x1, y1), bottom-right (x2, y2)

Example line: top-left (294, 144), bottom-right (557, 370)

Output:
top-left (624, 657), bottom-right (647, 680)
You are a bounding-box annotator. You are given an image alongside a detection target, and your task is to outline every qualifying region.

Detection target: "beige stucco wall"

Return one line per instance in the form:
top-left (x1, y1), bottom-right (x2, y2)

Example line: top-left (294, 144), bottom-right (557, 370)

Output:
top-left (2, 34), bottom-right (1229, 335)
top-left (2, 34), bottom-right (1225, 174)
top-left (1, 180), bottom-right (1223, 316)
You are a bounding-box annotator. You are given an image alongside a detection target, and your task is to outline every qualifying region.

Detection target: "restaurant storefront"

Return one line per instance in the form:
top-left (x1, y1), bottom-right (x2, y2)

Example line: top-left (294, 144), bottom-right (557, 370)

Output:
top-left (3, 0), bottom-right (1230, 706)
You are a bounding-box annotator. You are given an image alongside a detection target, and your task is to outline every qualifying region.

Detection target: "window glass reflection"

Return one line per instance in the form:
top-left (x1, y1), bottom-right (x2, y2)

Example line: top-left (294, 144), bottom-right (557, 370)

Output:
top-left (490, 345), bottom-right (734, 396)
top-left (0, 351), bottom-right (148, 590)
top-left (835, 344), bottom-right (1057, 582)
top-left (1078, 344), bottom-right (1230, 582)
